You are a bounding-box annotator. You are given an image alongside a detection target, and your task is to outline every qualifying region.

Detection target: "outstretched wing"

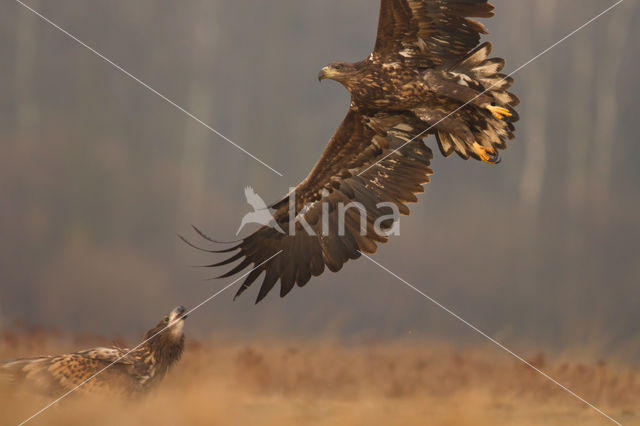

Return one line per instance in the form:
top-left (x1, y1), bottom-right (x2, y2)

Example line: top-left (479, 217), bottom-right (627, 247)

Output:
top-left (245, 186), bottom-right (268, 211)
top-left (186, 110), bottom-right (434, 303)
top-left (1, 348), bottom-right (141, 396)
top-left (373, 0), bottom-right (495, 68)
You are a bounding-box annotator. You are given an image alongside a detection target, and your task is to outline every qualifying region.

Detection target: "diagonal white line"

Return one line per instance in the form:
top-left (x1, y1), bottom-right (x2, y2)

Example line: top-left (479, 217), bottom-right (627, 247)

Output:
top-left (13, 0), bottom-right (284, 177)
top-left (358, 251), bottom-right (622, 426)
top-left (17, 250), bottom-right (283, 426)
top-left (358, 0), bottom-right (625, 176)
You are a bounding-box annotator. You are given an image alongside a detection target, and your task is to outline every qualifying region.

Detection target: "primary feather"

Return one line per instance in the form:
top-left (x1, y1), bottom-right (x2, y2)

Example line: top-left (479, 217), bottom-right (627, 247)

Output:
top-left (186, 0), bottom-right (518, 303)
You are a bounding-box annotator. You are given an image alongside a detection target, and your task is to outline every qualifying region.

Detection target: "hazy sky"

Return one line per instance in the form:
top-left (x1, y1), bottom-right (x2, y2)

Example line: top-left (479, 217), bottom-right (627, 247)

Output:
top-left (0, 0), bottom-right (638, 360)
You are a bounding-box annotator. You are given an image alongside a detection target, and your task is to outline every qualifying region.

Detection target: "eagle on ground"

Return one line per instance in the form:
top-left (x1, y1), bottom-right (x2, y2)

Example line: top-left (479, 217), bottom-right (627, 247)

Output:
top-left (185, 0), bottom-right (519, 303)
top-left (0, 307), bottom-right (187, 397)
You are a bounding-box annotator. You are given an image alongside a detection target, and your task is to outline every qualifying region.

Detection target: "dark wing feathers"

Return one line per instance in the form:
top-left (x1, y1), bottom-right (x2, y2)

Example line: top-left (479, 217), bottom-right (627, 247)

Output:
top-left (185, 0), bottom-right (515, 302)
top-left (374, 0), bottom-right (494, 68)
top-left (192, 111), bottom-right (433, 303)
top-left (374, 0), bottom-right (414, 57)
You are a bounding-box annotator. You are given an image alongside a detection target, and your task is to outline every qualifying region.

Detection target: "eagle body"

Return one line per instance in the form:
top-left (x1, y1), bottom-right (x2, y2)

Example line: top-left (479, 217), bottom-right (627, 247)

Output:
top-left (1, 307), bottom-right (187, 397)
top-left (186, 0), bottom-right (520, 303)
top-left (345, 62), bottom-right (430, 111)
top-left (344, 62), bottom-right (493, 115)
top-left (325, 42), bottom-right (518, 162)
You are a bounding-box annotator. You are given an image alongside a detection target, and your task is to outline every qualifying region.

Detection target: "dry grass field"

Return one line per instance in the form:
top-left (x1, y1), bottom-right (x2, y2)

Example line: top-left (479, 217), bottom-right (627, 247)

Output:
top-left (0, 330), bottom-right (637, 426)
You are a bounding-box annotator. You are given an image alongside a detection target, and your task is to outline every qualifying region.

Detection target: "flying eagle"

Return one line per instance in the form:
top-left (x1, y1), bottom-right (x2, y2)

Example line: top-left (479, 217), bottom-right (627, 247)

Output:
top-left (185, 0), bottom-right (519, 303)
top-left (0, 306), bottom-right (187, 397)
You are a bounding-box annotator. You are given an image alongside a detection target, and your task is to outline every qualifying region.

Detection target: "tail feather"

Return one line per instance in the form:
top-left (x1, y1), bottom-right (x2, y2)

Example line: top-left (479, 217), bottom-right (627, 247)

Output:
top-left (454, 42), bottom-right (520, 108)
top-left (436, 42), bottom-right (518, 161)
top-left (1, 358), bottom-right (30, 380)
top-left (0, 357), bottom-right (63, 393)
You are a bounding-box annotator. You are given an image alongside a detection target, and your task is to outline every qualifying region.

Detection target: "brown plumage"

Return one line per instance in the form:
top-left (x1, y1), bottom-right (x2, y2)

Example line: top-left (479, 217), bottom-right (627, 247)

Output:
top-left (0, 306), bottom-right (187, 397)
top-left (185, 0), bottom-right (519, 303)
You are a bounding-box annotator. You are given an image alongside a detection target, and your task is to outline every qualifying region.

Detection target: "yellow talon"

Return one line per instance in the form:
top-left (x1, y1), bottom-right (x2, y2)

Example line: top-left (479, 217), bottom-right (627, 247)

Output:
top-left (487, 104), bottom-right (512, 120)
top-left (472, 142), bottom-right (500, 164)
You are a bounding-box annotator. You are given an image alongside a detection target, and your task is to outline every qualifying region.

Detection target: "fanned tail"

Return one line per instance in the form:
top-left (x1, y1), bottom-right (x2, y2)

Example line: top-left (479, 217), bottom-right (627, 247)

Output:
top-left (436, 42), bottom-right (519, 162)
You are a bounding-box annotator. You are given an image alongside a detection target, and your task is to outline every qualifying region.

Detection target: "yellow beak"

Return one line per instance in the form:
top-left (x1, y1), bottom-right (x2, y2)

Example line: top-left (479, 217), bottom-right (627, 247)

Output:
top-left (318, 66), bottom-right (332, 82)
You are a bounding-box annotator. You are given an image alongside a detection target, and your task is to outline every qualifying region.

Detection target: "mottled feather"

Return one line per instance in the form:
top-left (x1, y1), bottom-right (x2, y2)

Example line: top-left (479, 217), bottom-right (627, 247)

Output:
top-left (187, 0), bottom-right (518, 302)
top-left (1, 307), bottom-right (187, 397)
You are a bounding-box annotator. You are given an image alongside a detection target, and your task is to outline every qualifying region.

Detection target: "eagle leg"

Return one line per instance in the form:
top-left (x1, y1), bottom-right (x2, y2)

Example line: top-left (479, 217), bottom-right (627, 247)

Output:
top-left (486, 105), bottom-right (512, 120)
top-left (472, 142), bottom-right (501, 164)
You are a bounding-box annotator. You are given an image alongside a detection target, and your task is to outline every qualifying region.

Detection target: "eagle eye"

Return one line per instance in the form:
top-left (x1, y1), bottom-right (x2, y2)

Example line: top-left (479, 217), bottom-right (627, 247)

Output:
top-left (163, 316), bottom-right (169, 323)
top-left (334, 64), bottom-right (344, 70)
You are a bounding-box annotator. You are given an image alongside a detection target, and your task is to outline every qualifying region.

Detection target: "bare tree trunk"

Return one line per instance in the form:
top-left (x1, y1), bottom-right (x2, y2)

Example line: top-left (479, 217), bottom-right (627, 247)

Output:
top-left (178, 2), bottom-right (219, 224)
top-left (519, 0), bottom-right (556, 217)
top-left (563, 32), bottom-right (596, 306)
top-left (565, 37), bottom-right (594, 211)
top-left (591, 4), bottom-right (633, 209)
top-left (15, 0), bottom-right (39, 134)
top-left (518, 69), bottom-right (548, 212)
top-left (507, 0), bottom-right (557, 295)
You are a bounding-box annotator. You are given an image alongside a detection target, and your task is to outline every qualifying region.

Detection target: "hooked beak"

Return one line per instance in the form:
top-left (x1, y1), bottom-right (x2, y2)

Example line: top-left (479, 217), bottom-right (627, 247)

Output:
top-left (318, 66), bottom-right (330, 82)
top-left (172, 306), bottom-right (188, 320)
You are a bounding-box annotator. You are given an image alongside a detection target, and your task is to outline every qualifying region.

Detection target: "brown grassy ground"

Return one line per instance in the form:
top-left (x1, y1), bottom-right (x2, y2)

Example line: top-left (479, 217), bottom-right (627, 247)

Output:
top-left (0, 331), bottom-right (637, 426)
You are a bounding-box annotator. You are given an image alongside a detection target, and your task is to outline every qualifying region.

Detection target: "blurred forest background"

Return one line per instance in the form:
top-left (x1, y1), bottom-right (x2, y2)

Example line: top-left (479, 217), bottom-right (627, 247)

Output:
top-left (0, 0), bottom-right (639, 360)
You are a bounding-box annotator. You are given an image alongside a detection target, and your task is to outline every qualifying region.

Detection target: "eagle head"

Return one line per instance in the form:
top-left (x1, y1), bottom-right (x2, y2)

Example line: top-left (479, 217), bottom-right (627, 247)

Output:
top-left (136, 306), bottom-right (187, 379)
top-left (318, 61), bottom-right (359, 84)
top-left (148, 306), bottom-right (188, 341)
